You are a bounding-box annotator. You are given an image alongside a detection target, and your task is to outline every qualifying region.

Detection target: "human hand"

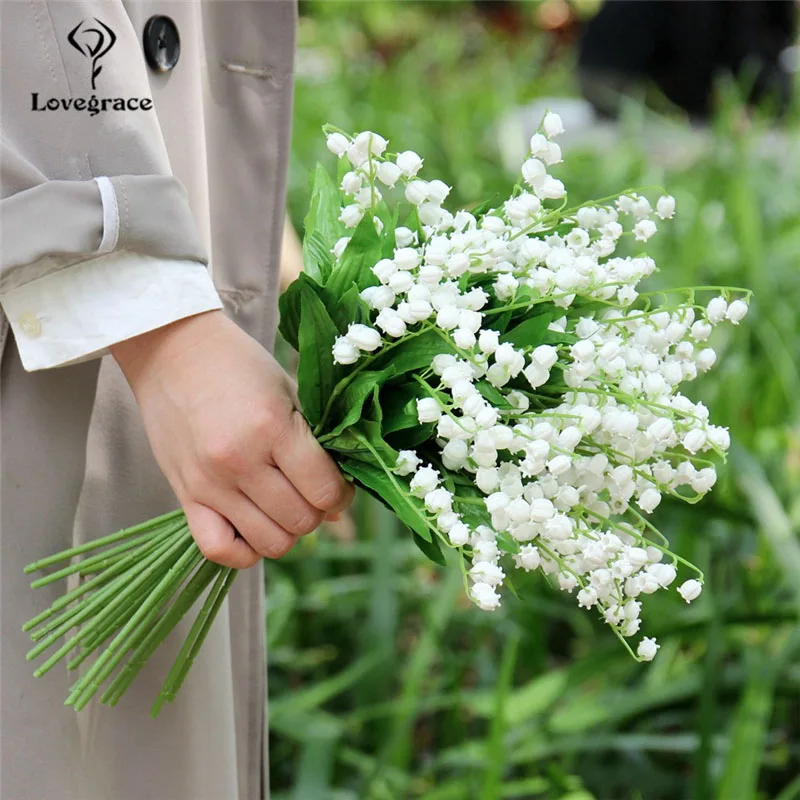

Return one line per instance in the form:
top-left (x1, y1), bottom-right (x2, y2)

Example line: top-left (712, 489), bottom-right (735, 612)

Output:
top-left (110, 310), bottom-right (354, 568)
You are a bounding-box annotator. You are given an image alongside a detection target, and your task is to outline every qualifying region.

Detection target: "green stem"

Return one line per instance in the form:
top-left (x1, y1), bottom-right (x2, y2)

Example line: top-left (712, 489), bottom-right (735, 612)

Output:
top-left (150, 567), bottom-right (237, 717)
top-left (23, 509), bottom-right (185, 573)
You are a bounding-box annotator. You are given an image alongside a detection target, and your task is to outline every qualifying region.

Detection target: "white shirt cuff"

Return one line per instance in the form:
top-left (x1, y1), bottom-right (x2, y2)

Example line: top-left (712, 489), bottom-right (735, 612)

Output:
top-left (1, 252), bottom-right (223, 371)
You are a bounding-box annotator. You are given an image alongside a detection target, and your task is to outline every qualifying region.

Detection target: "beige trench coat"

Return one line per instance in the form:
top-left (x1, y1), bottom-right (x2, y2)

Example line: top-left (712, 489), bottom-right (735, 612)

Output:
top-left (0, 2), bottom-right (295, 798)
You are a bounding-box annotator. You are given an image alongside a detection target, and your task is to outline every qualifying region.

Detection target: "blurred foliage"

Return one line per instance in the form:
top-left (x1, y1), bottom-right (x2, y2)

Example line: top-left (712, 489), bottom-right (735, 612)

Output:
top-left (270, 3), bottom-right (800, 799)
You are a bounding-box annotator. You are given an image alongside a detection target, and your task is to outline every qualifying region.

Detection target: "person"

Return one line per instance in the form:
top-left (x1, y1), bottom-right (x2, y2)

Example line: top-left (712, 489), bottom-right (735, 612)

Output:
top-left (0, 3), bottom-right (353, 798)
top-left (578, 0), bottom-right (797, 121)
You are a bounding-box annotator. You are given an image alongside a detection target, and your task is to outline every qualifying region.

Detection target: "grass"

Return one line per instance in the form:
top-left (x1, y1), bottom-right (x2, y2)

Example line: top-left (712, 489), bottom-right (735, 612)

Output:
top-left (269, 4), bottom-right (800, 798)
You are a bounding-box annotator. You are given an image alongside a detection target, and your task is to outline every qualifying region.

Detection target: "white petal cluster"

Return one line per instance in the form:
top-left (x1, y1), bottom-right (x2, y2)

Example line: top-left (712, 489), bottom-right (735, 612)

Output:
top-left (324, 118), bottom-right (747, 659)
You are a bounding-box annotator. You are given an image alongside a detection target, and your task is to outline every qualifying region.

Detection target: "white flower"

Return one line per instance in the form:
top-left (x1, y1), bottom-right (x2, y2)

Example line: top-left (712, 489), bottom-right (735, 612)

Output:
top-left (346, 324), bottom-right (381, 352)
top-left (326, 132), bottom-right (349, 157)
top-left (353, 130), bottom-right (387, 157)
top-left (442, 439), bottom-right (469, 470)
top-left (332, 237), bottom-right (350, 259)
top-left (372, 258), bottom-right (397, 284)
top-left (696, 348), bottom-right (717, 372)
top-left (523, 362), bottom-right (549, 388)
top-left (537, 176), bottom-right (566, 200)
top-left (427, 179), bottom-right (451, 205)
top-left (677, 579), bottom-right (702, 603)
top-left (647, 562), bottom-right (677, 587)
top-left (332, 337), bottom-right (360, 365)
top-left (682, 429), bottom-right (706, 454)
top-left (577, 586), bottom-right (598, 608)
top-left (543, 111), bottom-right (565, 138)
top-left (416, 397), bottom-right (442, 423)
top-left (394, 450), bottom-right (421, 476)
top-left (637, 636), bottom-right (660, 661)
top-left (706, 296), bottom-right (728, 323)
top-left (656, 195), bottom-right (676, 219)
top-left (529, 498), bottom-right (555, 522)
top-left (410, 465), bottom-right (439, 496)
top-left (360, 285), bottom-right (396, 311)
top-left (478, 330), bottom-right (500, 354)
top-left (394, 226), bottom-right (416, 248)
top-left (471, 581), bottom-right (501, 611)
top-left (405, 180), bottom-right (429, 206)
top-left (341, 171), bottom-right (362, 195)
top-left (375, 308), bottom-right (407, 338)
top-left (436, 306), bottom-right (460, 331)
top-left (532, 344), bottom-right (558, 370)
top-left (453, 329), bottom-right (476, 350)
top-left (637, 488), bottom-right (662, 513)
top-left (376, 160), bottom-right (402, 187)
top-left (396, 150), bottom-right (424, 177)
top-left (448, 522), bottom-right (470, 546)
top-left (633, 219), bottom-right (657, 242)
top-left (521, 158), bottom-right (546, 188)
top-left (424, 487), bottom-right (453, 514)
top-left (388, 271), bottom-right (414, 294)
top-left (725, 299), bottom-right (748, 324)
top-left (394, 247), bottom-right (421, 271)
top-left (339, 204), bottom-right (364, 228)
top-left (515, 544), bottom-right (540, 571)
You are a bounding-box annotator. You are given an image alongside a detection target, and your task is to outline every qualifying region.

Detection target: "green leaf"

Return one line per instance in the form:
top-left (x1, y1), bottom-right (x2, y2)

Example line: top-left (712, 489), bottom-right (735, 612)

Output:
top-left (326, 215), bottom-right (382, 301)
top-left (339, 458), bottom-right (437, 545)
top-left (500, 312), bottom-right (552, 349)
top-left (324, 367), bottom-right (396, 439)
top-left (470, 194), bottom-right (501, 218)
top-left (303, 164), bottom-right (345, 282)
top-left (278, 273), bottom-right (321, 351)
top-left (476, 380), bottom-right (514, 410)
top-left (297, 286), bottom-right (341, 427)
top-left (412, 531), bottom-right (446, 566)
top-left (370, 329), bottom-right (456, 375)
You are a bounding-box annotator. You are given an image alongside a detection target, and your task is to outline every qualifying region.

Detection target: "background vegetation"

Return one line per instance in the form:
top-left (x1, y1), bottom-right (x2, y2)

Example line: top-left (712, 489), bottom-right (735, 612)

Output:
top-left (268, 3), bottom-right (800, 798)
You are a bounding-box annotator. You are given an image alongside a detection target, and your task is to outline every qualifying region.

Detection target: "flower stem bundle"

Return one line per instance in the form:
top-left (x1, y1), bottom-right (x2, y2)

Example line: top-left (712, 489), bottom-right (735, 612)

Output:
top-left (24, 114), bottom-right (750, 709)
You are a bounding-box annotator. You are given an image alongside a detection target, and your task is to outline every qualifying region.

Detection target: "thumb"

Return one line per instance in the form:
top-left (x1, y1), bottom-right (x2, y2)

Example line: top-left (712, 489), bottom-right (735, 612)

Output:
top-left (183, 501), bottom-right (261, 569)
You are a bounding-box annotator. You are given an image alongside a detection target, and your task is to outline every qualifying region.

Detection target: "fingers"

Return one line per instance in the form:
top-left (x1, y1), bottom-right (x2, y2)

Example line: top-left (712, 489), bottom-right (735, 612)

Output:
top-left (239, 466), bottom-right (325, 537)
top-left (272, 411), bottom-right (356, 514)
top-left (210, 490), bottom-right (298, 561)
top-left (183, 501), bottom-right (261, 569)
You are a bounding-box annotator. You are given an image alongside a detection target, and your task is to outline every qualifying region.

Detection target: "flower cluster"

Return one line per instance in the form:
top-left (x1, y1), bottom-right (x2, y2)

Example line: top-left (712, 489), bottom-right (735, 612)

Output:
top-left (325, 116), bottom-right (748, 660)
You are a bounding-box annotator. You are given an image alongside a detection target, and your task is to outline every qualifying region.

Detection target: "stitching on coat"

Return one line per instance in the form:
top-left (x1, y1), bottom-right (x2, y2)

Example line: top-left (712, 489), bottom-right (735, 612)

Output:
top-left (118, 180), bottom-right (129, 250)
top-left (30, 1), bottom-right (56, 82)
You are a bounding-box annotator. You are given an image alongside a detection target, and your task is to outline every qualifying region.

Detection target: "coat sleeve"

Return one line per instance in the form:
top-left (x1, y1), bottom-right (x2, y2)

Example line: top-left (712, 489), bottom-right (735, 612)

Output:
top-left (0, 1), bottom-right (222, 371)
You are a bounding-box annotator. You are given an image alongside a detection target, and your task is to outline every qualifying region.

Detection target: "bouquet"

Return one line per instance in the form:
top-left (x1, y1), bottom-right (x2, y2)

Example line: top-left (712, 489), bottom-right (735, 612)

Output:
top-left (24, 113), bottom-right (749, 715)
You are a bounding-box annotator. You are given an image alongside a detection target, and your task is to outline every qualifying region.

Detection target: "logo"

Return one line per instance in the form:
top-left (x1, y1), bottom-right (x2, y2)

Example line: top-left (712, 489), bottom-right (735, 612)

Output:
top-left (30, 18), bottom-right (153, 116)
top-left (67, 18), bottom-right (117, 90)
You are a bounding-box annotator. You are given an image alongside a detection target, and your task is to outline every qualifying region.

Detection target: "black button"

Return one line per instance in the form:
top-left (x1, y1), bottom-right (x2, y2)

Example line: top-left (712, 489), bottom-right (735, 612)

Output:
top-left (143, 15), bottom-right (180, 73)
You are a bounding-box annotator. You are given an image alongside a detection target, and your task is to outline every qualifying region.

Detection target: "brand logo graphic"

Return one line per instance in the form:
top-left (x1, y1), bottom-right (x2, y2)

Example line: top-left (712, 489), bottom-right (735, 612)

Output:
top-left (67, 18), bottom-right (117, 90)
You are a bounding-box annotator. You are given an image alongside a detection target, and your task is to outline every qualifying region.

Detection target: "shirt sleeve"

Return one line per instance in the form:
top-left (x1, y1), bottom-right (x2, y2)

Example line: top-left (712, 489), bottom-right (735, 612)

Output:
top-left (1, 252), bottom-right (223, 371)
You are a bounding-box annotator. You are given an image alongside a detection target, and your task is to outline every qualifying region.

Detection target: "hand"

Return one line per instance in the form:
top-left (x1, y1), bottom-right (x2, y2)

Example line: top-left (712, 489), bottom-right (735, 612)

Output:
top-left (110, 310), bottom-right (354, 568)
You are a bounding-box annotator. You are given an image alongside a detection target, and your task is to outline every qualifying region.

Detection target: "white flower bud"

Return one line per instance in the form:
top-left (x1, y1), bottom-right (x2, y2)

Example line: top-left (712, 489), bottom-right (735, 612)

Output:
top-left (637, 487), bottom-right (662, 513)
top-left (656, 195), bottom-right (676, 219)
top-left (372, 258), bottom-right (397, 284)
top-left (376, 160), bottom-right (402, 187)
top-left (648, 562), bottom-right (677, 587)
top-left (448, 522), bottom-right (470, 547)
top-left (706, 297), bottom-right (728, 324)
top-left (696, 348), bottom-right (717, 372)
top-left (521, 158), bottom-right (546, 188)
top-left (436, 305), bottom-right (460, 331)
top-left (396, 150), bottom-right (423, 177)
top-left (326, 132), bottom-right (349, 156)
top-left (360, 285), bottom-right (396, 311)
top-left (418, 264), bottom-right (443, 285)
top-left (332, 336), bottom-right (360, 365)
top-left (353, 130), bottom-right (387, 157)
top-left (516, 545), bottom-right (541, 572)
top-left (471, 581), bottom-right (501, 611)
top-left (725, 299), bottom-right (748, 324)
top-left (341, 171), bottom-right (362, 195)
top-left (682, 428), bottom-right (707, 454)
top-left (375, 308), bottom-right (407, 338)
top-left (339, 204), bottom-right (364, 228)
top-left (543, 111), bottom-right (564, 138)
top-left (678, 579), bottom-right (703, 603)
top-left (405, 180), bottom-right (429, 206)
top-left (394, 247), bottom-right (421, 271)
top-left (394, 450), bottom-right (421, 476)
top-left (409, 465), bottom-right (439, 496)
top-left (346, 324), bottom-right (381, 352)
top-left (426, 179), bottom-right (451, 205)
top-left (416, 397), bottom-right (442, 423)
top-left (388, 270), bottom-right (414, 294)
top-left (478, 329), bottom-right (500, 354)
top-left (476, 467), bottom-right (499, 494)
top-left (537, 176), bottom-right (566, 200)
top-left (424, 487), bottom-right (453, 514)
top-left (529, 497), bottom-right (555, 522)
top-left (394, 226), bottom-right (416, 248)
top-left (532, 344), bottom-right (558, 370)
top-left (633, 219), bottom-right (657, 242)
top-left (637, 637), bottom-right (660, 661)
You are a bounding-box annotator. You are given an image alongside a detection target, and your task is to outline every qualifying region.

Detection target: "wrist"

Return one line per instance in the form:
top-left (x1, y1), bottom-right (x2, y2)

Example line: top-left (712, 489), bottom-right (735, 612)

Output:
top-left (111, 310), bottom-right (226, 387)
